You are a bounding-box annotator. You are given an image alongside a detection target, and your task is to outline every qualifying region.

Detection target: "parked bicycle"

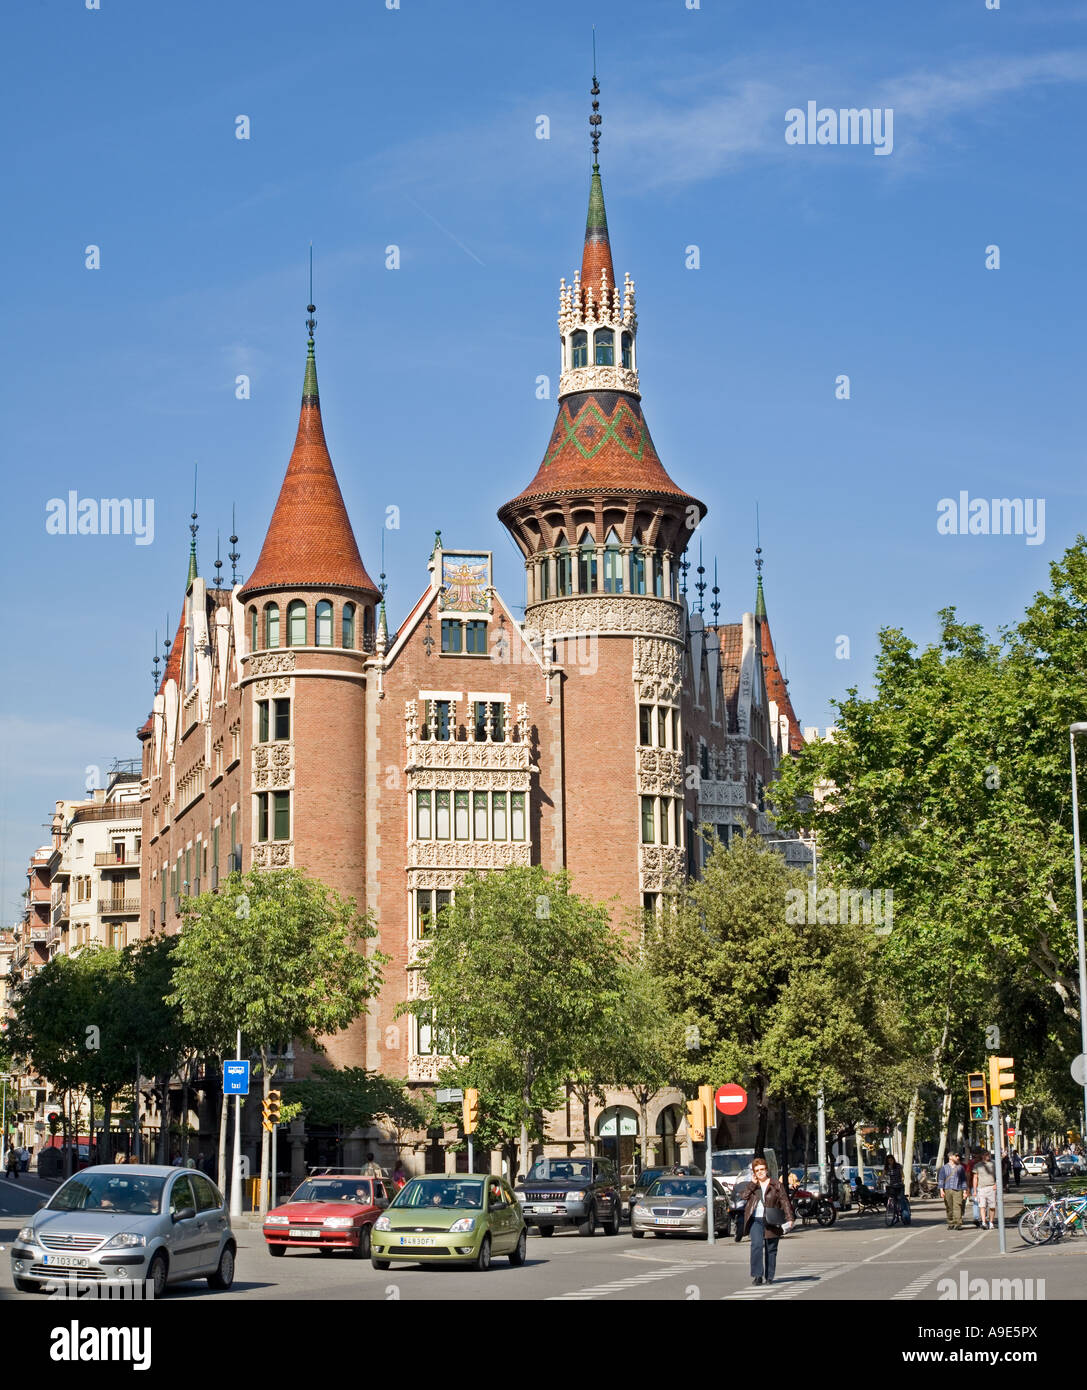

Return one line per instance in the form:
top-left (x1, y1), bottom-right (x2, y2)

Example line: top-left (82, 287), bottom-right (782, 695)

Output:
top-left (1018, 1193), bottom-right (1087, 1245)
top-left (885, 1185), bottom-right (911, 1227)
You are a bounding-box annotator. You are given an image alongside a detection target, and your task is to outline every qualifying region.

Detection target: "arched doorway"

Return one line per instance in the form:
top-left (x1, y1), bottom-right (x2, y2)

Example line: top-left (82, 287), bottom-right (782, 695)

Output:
top-left (656, 1105), bottom-right (683, 1166)
top-left (596, 1106), bottom-right (639, 1177)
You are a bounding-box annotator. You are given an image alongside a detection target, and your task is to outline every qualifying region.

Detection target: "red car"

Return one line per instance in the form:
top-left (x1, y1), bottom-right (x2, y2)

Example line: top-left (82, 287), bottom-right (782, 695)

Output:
top-left (263, 1175), bottom-right (391, 1258)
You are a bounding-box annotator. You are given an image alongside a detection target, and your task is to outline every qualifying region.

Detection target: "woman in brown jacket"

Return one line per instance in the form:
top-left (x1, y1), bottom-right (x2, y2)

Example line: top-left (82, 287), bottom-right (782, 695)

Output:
top-left (743, 1158), bottom-right (793, 1285)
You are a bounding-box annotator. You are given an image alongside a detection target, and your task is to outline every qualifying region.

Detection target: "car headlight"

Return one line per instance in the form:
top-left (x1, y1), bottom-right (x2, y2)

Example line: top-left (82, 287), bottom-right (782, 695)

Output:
top-left (17, 1227), bottom-right (36, 1243)
top-left (566, 1190), bottom-right (585, 1200)
top-left (102, 1232), bottom-right (147, 1249)
top-left (448, 1217), bottom-right (476, 1233)
top-left (375, 1216), bottom-right (391, 1231)
top-left (265, 1216), bottom-right (289, 1225)
top-left (324, 1217), bottom-right (354, 1228)
top-left (687, 1205), bottom-right (707, 1218)
top-left (514, 1192), bottom-right (527, 1203)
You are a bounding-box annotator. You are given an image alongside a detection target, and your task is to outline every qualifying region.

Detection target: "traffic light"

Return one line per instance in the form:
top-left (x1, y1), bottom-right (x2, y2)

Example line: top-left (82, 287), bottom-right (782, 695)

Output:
top-left (48, 1112), bottom-right (60, 1135)
top-left (261, 1090), bottom-right (282, 1133)
top-left (686, 1097), bottom-right (705, 1143)
top-left (988, 1056), bottom-right (1015, 1105)
top-left (966, 1072), bottom-right (988, 1121)
top-left (462, 1089), bottom-right (479, 1135)
top-left (698, 1084), bottom-right (714, 1138)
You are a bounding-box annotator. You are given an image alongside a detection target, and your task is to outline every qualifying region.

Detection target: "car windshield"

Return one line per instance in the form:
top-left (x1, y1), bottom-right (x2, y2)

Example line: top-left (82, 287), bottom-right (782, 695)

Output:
top-left (391, 1179), bottom-right (484, 1210)
top-left (711, 1152), bottom-right (756, 1177)
top-left (48, 1173), bottom-right (165, 1215)
top-left (648, 1179), bottom-right (705, 1198)
top-left (289, 1180), bottom-right (371, 1204)
top-left (528, 1159), bottom-right (594, 1181)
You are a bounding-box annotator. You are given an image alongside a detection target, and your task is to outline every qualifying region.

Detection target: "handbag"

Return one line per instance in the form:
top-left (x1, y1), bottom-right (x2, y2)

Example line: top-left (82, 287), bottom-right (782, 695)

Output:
top-left (764, 1204), bottom-right (785, 1228)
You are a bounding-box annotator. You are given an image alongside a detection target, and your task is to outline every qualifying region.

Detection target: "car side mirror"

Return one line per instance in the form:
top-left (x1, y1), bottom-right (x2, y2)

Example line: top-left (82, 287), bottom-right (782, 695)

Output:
top-left (173, 1206), bottom-right (197, 1223)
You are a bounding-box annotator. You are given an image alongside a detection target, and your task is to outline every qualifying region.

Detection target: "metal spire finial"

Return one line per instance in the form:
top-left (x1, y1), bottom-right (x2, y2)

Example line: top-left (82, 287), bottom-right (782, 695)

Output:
top-left (590, 31), bottom-right (602, 168)
top-left (152, 631), bottom-right (161, 694)
top-left (163, 616), bottom-right (171, 660)
top-left (306, 242), bottom-right (316, 343)
top-left (214, 530), bottom-right (223, 589)
top-left (696, 539), bottom-right (706, 614)
top-left (755, 501), bottom-right (763, 575)
top-left (228, 504), bottom-right (240, 586)
top-left (711, 558), bottom-right (721, 624)
top-left (188, 463), bottom-right (199, 584)
top-left (680, 555), bottom-right (690, 596)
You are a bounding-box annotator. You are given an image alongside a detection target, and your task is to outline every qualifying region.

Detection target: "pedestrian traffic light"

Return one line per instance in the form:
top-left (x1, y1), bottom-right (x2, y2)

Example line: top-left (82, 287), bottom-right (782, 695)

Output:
top-left (988, 1056), bottom-right (1015, 1105)
top-left (966, 1072), bottom-right (988, 1120)
top-left (686, 1098), bottom-right (705, 1143)
top-left (462, 1088), bottom-right (479, 1135)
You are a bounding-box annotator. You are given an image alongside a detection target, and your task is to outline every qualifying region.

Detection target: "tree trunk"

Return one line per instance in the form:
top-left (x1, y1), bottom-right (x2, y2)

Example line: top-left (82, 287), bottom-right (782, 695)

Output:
top-left (158, 1074), bottom-right (169, 1163)
top-left (639, 1096), bottom-right (650, 1170)
top-left (935, 1084), bottom-right (952, 1170)
top-left (259, 1045), bottom-right (272, 1217)
top-left (181, 1062), bottom-right (191, 1165)
top-left (216, 1066), bottom-right (229, 1191)
top-left (582, 1092), bottom-right (591, 1154)
top-left (88, 1091), bottom-right (95, 1165)
top-left (855, 1124), bottom-right (865, 1184)
top-left (903, 1088), bottom-right (920, 1185)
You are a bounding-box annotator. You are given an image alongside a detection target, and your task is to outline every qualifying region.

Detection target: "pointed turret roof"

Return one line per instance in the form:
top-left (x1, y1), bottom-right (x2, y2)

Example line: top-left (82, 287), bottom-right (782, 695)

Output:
top-left (755, 573), bottom-right (804, 753)
top-left (239, 332), bottom-right (379, 602)
top-left (580, 165), bottom-right (615, 306)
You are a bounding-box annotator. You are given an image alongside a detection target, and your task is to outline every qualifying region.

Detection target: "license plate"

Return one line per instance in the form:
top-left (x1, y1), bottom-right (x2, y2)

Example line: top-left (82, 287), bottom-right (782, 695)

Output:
top-left (43, 1254), bottom-right (89, 1268)
top-left (399, 1237), bottom-right (436, 1246)
top-left (288, 1228), bottom-right (322, 1238)
top-left (655, 1217), bottom-right (683, 1225)
top-left (534, 1205), bottom-right (557, 1214)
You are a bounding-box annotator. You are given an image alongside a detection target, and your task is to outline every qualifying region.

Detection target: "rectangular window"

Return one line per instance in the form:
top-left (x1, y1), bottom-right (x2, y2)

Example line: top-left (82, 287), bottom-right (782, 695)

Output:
top-left (441, 620), bottom-right (462, 654)
top-left (474, 700), bottom-right (505, 742)
top-left (257, 795), bottom-right (269, 842)
top-left (454, 791), bottom-right (470, 840)
top-left (416, 790), bottom-right (432, 840)
top-left (659, 799), bottom-right (670, 846)
top-left (511, 792), bottom-right (526, 841)
top-left (434, 700), bottom-right (451, 741)
top-left (700, 744), bottom-right (710, 780)
top-left (473, 792), bottom-right (489, 840)
top-left (639, 705), bottom-right (652, 746)
top-left (230, 810), bottom-right (238, 867)
top-left (674, 798), bottom-right (683, 846)
top-left (643, 891), bottom-right (657, 914)
top-left (435, 791), bottom-right (451, 840)
top-left (672, 708), bottom-right (680, 749)
top-left (653, 554), bottom-right (664, 598)
top-left (212, 825), bottom-right (220, 872)
top-left (273, 698), bottom-right (290, 741)
top-left (185, 848), bottom-right (192, 894)
top-left (435, 889), bottom-right (452, 924)
top-left (417, 889), bottom-right (434, 936)
top-left (539, 560), bottom-right (550, 599)
top-left (273, 792), bottom-right (290, 841)
top-left (465, 621), bottom-right (487, 654)
top-left (193, 839), bottom-right (201, 895)
top-left (633, 550), bottom-right (646, 595)
top-left (492, 791), bottom-right (508, 840)
top-left (657, 707), bottom-right (668, 748)
top-left (641, 796), bottom-right (656, 844)
top-left (603, 547), bottom-right (623, 594)
top-left (160, 870), bottom-right (166, 920)
top-left (257, 700), bottom-right (269, 743)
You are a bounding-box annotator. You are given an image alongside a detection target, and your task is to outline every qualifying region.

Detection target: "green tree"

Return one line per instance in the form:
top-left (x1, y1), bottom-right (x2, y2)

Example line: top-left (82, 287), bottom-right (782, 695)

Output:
top-left (402, 864), bottom-right (629, 1173)
top-left (283, 1065), bottom-right (425, 1151)
top-left (169, 868), bottom-right (386, 1213)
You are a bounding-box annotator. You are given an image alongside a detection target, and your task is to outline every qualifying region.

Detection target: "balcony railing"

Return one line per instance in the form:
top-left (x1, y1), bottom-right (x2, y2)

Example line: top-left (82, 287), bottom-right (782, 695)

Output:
top-left (67, 801), bottom-right (141, 825)
top-left (97, 898), bottom-right (141, 916)
top-left (94, 852), bottom-right (141, 868)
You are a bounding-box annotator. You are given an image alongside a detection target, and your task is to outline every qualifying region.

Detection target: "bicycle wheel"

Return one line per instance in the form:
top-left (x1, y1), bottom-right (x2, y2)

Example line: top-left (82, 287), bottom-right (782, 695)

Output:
top-left (885, 1198), bottom-right (899, 1227)
top-left (1018, 1207), bottom-right (1058, 1245)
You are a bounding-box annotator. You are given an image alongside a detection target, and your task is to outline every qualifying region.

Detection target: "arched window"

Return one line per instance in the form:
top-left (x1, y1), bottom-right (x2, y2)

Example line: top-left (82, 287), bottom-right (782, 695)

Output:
top-left (594, 328), bottom-right (614, 366)
top-left (603, 527), bottom-right (623, 594)
top-left (287, 600), bottom-right (307, 646)
top-left (342, 602), bottom-right (355, 649)
top-left (315, 600), bottom-right (333, 647)
top-left (571, 330), bottom-right (588, 369)
top-left (249, 606), bottom-right (258, 651)
top-left (556, 536), bottom-right (572, 596)
top-left (578, 530), bottom-right (597, 594)
top-left (363, 605), bottom-right (375, 651)
top-left (264, 603), bottom-right (280, 648)
top-left (621, 332), bottom-right (633, 369)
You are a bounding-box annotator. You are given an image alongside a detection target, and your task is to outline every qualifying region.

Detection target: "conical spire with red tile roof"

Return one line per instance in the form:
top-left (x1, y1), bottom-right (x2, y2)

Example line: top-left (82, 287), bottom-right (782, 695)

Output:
top-left (755, 551), bottom-right (805, 754)
top-left (239, 312), bottom-right (379, 602)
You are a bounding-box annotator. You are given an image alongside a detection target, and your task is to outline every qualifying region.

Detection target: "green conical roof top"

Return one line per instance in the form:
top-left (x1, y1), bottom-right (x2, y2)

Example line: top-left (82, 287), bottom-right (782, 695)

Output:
top-left (755, 573), bottom-right (767, 621)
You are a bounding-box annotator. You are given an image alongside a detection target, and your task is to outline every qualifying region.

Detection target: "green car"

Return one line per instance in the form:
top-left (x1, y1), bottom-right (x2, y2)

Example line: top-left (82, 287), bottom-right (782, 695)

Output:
top-left (370, 1174), bottom-right (527, 1271)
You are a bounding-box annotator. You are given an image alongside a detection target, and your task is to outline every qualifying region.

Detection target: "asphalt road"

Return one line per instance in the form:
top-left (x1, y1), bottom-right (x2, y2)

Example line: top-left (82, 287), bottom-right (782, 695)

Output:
top-left (2, 1173), bottom-right (1080, 1302)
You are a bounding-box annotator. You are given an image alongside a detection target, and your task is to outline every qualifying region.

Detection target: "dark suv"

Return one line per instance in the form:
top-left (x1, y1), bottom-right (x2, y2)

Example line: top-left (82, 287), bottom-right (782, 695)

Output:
top-left (515, 1156), bottom-right (623, 1236)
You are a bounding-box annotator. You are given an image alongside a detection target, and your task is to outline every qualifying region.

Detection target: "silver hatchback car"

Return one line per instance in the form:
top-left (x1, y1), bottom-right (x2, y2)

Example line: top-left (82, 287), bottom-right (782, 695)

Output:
top-left (11, 1165), bottom-right (236, 1297)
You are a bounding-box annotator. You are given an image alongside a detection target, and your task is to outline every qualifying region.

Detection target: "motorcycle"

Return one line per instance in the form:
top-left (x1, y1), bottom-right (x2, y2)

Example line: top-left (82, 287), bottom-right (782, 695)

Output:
top-left (789, 1184), bottom-right (836, 1227)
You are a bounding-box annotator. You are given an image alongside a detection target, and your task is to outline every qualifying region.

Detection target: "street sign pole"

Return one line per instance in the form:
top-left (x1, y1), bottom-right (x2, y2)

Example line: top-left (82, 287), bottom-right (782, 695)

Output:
top-left (992, 1104), bottom-right (1006, 1255)
top-left (705, 1103), bottom-right (714, 1248)
top-left (230, 1030), bottom-right (243, 1220)
top-left (468, 1135), bottom-right (474, 1173)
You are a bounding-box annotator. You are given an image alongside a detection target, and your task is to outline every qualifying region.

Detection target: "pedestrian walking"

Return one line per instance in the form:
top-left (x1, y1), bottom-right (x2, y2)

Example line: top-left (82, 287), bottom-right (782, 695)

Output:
top-left (937, 1152), bottom-right (968, 1229)
top-left (18, 1145), bottom-right (30, 1173)
top-left (742, 1157), bottom-right (793, 1285)
top-left (973, 1150), bottom-right (997, 1230)
top-left (391, 1159), bottom-right (407, 1190)
top-left (964, 1152), bottom-right (981, 1226)
top-left (1011, 1150), bottom-right (1023, 1188)
top-left (1046, 1147), bottom-right (1057, 1180)
top-left (5, 1146), bottom-right (20, 1182)
top-left (362, 1151), bottom-right (382, 1177)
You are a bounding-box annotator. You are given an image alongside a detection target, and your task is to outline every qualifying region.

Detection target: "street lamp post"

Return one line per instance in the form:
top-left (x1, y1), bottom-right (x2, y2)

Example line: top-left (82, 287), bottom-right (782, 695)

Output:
top-left (1068, 724), bottom-right (1087, 1130)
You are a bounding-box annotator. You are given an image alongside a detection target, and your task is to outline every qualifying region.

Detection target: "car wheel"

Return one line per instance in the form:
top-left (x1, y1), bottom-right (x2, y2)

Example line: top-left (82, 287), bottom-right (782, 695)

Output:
top-left (577, 1204), bottom-right (596, 1237)
top-left (354, 1225), bottom-right (372, 1260)
top-left (208, 1244), bottom-right (235, 1290)
top-left (371, 1255), bottom-right (391, 1270)
top-left (268, 1243), bottom-right (286, 1257)
top-left (508, 1230), bottom-right (527, 1266)
top-left (148, 1252), bottom-right (169, 1300)
top-left (473, 1235), bottom-right (492, 1272)
top-left (631, 1228), bottom-right (645, 1239)
top-left (536, 1225), bottom-right (554, 1237)
top-left (603, 1205), bottom-right (621, 1236)
top-left (14, 1276), bottom-right (39, 1293)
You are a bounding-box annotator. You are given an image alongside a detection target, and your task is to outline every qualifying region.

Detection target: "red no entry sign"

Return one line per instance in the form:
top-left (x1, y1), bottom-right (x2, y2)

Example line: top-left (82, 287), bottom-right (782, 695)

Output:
top-left (715, 1084), bottom-right (748, 1115)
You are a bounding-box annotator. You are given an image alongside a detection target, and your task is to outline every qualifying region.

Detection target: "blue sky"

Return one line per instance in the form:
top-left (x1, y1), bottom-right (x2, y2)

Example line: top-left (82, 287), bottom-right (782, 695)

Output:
top-left (2, 0), bottom-right (1085, 919)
